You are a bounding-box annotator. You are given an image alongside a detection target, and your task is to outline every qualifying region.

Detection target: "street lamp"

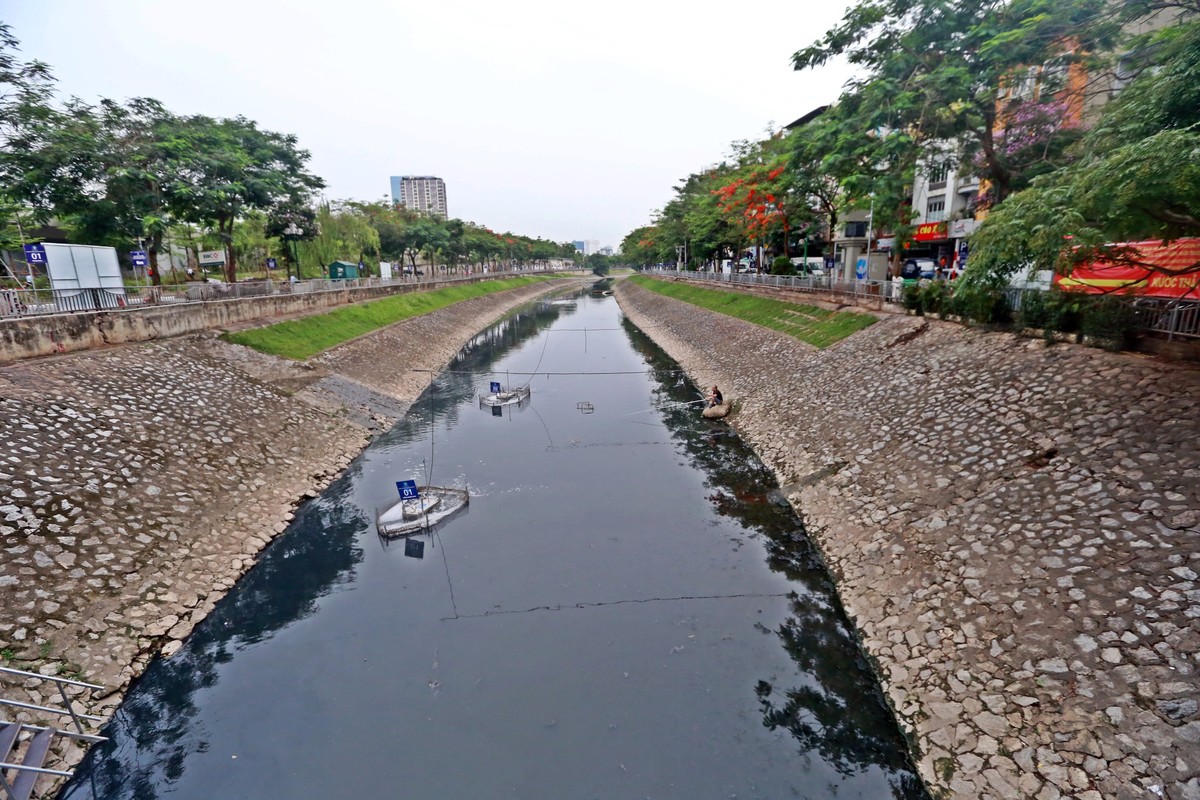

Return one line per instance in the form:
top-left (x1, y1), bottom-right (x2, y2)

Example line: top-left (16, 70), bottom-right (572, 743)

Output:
top-left (283, 224), bottom-right (303, 280)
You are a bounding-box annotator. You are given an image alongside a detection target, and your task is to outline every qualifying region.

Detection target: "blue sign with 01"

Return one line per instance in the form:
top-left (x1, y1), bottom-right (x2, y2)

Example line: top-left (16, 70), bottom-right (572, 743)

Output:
top-left (23, 244), bottom-right (47, 265)
top-left (396, 480), bottom-right (420, 500)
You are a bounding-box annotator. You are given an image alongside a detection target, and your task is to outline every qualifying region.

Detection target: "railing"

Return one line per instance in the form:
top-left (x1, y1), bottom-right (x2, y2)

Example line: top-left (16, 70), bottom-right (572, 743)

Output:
top-left (647, 268), bottom-right (891, 307)
top-left (0, 666), bottom-right (105, 736)
top-left (0, 267), bottom-right (567, 321)
top-left (1129, 296), bottom-right (1200, 340)
top-left (1, 666), bottom-right (107, 800)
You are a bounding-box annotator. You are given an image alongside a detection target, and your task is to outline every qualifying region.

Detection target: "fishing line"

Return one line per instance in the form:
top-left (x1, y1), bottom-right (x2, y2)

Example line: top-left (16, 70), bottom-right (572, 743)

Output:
top-left (436, 530), bottom-right (459, 620)
top-left (442, 591), bottom-right (792, 621)
top-left (526, 400), bottom-right (557, 451)
top-left (518, 324), bottom-right (551, 391)
top-left (620, 399), bottom-right (708, 417)
top-left (413, 368), bottom-right (717, 377)
top-left (426, 371), bottom-right (435, 484)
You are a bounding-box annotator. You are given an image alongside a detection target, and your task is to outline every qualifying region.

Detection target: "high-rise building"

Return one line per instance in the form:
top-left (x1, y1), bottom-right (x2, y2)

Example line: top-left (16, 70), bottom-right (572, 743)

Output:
top-left (389, 176), bottom-right (448, 218)
top-left (573, 240), bottom-right (600, 255)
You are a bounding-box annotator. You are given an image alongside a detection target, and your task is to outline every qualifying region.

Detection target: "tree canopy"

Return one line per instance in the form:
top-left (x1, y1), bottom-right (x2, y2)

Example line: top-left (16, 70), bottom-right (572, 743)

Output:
top-left (0, 23), bottom-right (574, 283)
top-left (967, 14), bottom-right (1200, 284)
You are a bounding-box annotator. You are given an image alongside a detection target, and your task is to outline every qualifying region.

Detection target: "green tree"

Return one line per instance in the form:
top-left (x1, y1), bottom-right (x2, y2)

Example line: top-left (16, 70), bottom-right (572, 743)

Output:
top-left (0, 22), bottom-right (56, 148)
top-left (298, 201), bottom-right (380, 276)
top-left (793, 0), bottom-right (1121, 205)
top-left (171, 115), bottom-right (323, 281)
top-left (967, 16), bottom-right (1200, 285)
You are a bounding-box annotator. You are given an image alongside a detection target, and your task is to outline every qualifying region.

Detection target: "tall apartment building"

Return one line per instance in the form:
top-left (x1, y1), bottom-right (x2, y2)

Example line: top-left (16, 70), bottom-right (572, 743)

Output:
top-left (389, 176), bottom-right (448, 218)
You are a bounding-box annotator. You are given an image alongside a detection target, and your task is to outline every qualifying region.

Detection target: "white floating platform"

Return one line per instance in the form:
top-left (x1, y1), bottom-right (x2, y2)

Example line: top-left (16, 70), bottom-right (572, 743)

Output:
top-left (376, 486), bottom-right (470, 538)
top-left (479, 385), bottom-right (531, 407)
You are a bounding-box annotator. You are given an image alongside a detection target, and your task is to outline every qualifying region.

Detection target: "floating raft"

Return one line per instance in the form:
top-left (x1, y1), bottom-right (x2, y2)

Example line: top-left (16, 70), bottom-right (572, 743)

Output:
top-left (479, 385), bottom-right (531, 407)
top-left (702, 402), bottom-right (730, 420)
top-left (376, 486), bottom-right (470, 538)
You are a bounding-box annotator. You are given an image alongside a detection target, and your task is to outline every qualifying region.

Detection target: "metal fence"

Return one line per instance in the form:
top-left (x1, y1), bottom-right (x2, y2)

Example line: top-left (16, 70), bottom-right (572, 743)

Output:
top-left (647, 268), bottom-right (895, 307)
top-left (1129, 296), bottom-right (1200, 340)
top-left (0, 270), bottom-right (558, 321)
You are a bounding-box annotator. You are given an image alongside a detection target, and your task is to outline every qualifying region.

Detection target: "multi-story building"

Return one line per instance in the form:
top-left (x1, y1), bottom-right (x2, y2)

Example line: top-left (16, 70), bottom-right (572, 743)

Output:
top-left (573, 240), bottom-right (600, 256)
top-left (390, 176), bottom-right (448, 218)
top-left (907, 7), bottom-right (1187, 273)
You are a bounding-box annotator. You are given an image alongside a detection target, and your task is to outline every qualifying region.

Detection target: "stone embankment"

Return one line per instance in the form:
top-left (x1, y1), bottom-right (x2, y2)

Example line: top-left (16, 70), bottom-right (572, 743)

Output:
top-left (0, 278), bottom-right (572, 786)
top-left (617, 279), bottom-right (1200, 800)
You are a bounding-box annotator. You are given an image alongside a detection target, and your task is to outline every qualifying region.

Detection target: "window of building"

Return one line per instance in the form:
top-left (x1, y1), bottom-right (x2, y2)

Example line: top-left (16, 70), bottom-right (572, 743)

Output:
top-left (843, 221), bottom-right (868, 238)
top-left (926, 199), bottom-right (946, 223)
top-left (926, 161), bottom-right (950, 185)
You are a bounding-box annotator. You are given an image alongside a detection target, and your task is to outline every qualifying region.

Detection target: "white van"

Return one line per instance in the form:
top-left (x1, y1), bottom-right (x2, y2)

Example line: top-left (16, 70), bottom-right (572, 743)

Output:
top-left (791, 257), bottom-right (826, 277)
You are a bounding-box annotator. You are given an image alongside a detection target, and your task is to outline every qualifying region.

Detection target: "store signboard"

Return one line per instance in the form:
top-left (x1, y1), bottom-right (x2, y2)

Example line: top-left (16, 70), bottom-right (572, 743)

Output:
top-left (914, 222), bottom-right (948, 241)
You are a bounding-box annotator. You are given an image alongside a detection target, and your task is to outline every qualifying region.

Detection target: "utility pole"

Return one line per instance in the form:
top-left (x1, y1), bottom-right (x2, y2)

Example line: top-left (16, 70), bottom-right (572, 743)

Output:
top-left (863, 193), bottom-right (875, 281)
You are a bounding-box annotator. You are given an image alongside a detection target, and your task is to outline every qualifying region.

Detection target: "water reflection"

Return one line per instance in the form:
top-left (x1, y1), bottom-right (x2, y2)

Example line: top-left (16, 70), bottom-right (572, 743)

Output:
top-left (62, 489), bottom-right (367, 799)
top-left (62, 289), bottom-right (927, 800)
top-left (624, 319), bottom-right (924, 796)
top-left (377, 296), bottom-right (570, 445)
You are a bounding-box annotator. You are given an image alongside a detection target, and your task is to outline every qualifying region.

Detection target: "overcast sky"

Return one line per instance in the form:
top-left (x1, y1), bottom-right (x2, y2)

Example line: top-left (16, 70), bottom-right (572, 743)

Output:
top-left (6, 0), bottom-right (855, 249)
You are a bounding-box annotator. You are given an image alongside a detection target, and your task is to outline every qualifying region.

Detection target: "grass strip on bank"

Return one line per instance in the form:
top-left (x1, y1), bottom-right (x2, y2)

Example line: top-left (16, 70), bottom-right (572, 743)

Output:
top-left (224, 276), bottom-right (550, 360)
top-left (629, 274), bottom-right (877, 348)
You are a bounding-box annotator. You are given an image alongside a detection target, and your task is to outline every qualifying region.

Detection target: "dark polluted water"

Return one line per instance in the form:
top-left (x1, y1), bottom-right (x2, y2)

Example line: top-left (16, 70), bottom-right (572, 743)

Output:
top-left (62, 286), bottom-right (928, 800)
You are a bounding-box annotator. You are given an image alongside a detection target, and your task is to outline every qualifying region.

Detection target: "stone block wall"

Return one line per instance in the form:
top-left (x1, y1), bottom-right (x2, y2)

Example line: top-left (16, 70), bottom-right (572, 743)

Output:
top-left (617, 279), bottom-right (1200, 800)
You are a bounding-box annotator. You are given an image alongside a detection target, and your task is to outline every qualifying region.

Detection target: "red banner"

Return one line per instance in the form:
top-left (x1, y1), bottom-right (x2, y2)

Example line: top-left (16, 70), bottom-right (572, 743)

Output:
top-left (1054, 238), bottom-right (1200, 299)
top-left (914, 222), bottom-right (948, 241)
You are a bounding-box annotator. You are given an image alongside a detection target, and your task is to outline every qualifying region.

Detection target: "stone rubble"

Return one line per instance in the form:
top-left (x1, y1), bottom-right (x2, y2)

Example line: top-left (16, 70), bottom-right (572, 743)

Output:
top-left (0, 278), bottom-right (570, 793)
top-left (617, 279), bottom-right (1200, 800)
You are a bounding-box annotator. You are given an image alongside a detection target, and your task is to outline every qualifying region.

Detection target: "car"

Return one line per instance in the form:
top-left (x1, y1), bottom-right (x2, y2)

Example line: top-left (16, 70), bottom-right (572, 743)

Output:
top-left (402, 266), bottom-right (425, 276)
top-left (903, 258), bottom-right (937, 280)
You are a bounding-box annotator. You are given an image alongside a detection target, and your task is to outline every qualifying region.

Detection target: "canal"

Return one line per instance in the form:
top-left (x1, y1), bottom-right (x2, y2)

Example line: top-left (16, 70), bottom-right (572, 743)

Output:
top-left (62, 284), bottom-right (927, 799)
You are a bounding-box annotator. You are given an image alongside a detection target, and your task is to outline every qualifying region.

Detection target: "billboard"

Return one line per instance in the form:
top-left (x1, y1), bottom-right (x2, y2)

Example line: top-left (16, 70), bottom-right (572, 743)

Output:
top-left (1054, 238), bottom-right (1200, 300)
top-left (44, 243), bottom-right (127, 311)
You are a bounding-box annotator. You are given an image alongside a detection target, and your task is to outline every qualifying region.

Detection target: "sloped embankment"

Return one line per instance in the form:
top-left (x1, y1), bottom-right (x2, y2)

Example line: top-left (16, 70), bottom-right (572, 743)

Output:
top-left (616, 277), bottom-right (1200, 800)
top-left (0, 277), bottom-right (574, 789)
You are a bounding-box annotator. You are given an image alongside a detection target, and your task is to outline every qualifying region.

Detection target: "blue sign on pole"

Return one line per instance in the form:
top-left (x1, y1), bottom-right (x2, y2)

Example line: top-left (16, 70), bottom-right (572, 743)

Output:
top-left (23, 244), bottom-right (47, 265)
top-left (130, 250), bottom-right (148, 268)
top-left (396, 480), bottom-right (420, 500)
top-left (489, 381), bottom-right (501, 394)
top-left (957, 240), bottom-right (969, 269)
top-left (855, 257), bottom-right (868, 280)
top-left (266, 257), bottom-right (278, 270)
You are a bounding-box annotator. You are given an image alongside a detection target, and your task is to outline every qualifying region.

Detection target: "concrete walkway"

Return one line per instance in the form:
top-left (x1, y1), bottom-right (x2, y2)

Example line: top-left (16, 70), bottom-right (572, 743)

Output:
top-left (617, 279), bottom-right (1200, 800)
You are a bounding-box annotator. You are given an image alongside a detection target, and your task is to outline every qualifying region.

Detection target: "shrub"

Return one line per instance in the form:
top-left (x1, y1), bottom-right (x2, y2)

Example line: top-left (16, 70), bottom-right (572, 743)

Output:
top-left (953, 283), bottom-right (1012, 327)
top-left (921, 281), bottom-right (952, 318)
top-left (1081, 294), bottom-right (1137, 351)
top-left (1044, 292), bottom-right (1085, 342)
top-left (902, 282), bottom-right (924, 314)
top-left (1014, 289), bottom-right (1050, 333)
top-left (770, 256), bottom-right (794, 275)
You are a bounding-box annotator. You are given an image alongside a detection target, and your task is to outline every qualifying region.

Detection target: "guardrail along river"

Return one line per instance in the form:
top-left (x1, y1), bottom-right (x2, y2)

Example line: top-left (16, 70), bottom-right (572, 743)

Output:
top-left (62, 284), bottom-right (927, 799)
